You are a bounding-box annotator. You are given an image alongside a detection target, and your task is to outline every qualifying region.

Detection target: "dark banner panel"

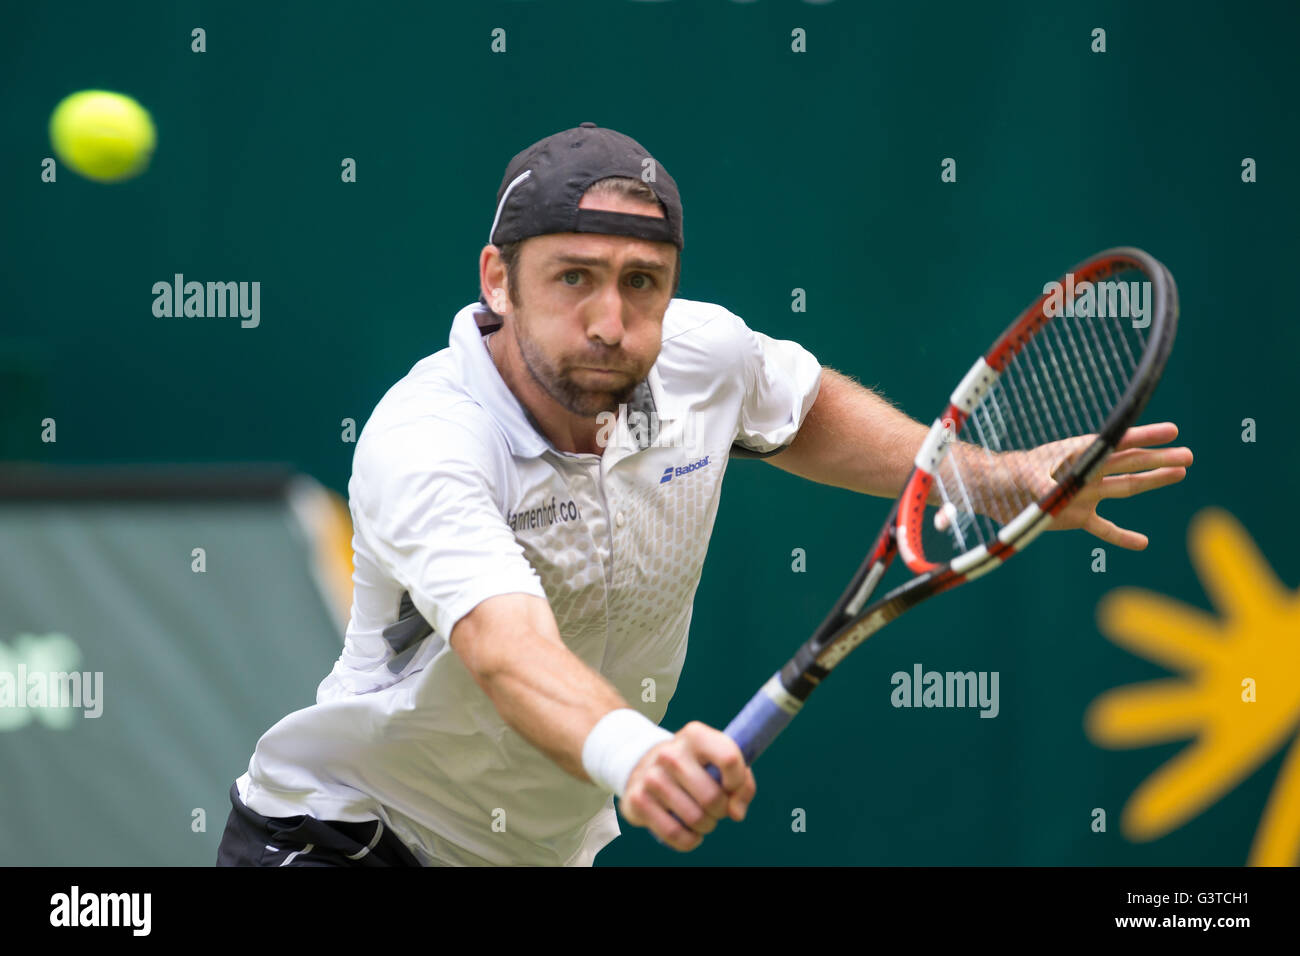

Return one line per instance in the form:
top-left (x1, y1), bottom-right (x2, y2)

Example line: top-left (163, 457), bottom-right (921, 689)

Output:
top-left (0, 471), bottom-right (346, 865)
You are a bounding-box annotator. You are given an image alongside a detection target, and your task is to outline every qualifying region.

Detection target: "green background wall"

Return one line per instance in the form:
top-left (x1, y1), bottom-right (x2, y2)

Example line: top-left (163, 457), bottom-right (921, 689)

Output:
top-left (3, 0), bottom-right (1296, 865)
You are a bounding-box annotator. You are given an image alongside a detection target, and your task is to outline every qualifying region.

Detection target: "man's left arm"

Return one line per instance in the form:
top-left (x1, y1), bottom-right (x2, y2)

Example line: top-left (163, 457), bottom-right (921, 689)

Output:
top-left (763, 368), bottom-right (929, 498)
top-left (764, 367), bottom-right (1193, 550)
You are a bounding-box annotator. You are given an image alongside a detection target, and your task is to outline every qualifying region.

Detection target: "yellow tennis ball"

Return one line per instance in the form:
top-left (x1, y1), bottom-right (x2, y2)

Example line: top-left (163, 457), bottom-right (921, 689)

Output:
top-left (49, 90), bottom-right (156, 183)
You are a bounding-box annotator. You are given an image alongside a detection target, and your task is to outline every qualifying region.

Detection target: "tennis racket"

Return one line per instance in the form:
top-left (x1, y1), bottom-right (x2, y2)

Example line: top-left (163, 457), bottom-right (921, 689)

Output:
top-left (704, 246), bottom-right (1179, 783)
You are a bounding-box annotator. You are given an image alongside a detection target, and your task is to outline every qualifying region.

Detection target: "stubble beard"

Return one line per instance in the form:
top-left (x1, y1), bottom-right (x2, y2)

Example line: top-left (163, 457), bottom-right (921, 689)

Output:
top-left (513, 310), bottom-right (645, 418)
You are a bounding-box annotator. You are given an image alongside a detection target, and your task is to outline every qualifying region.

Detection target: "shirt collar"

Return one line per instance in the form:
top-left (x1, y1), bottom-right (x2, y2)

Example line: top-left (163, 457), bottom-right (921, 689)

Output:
top-left (450, 303), bottom-right (549, 458)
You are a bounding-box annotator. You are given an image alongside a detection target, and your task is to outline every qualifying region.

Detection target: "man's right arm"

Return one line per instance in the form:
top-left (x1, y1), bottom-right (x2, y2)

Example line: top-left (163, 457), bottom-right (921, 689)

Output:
top-left (449, 592), bottom-right (755, 851)
top-left (449, 591), bottom-right (625, 780)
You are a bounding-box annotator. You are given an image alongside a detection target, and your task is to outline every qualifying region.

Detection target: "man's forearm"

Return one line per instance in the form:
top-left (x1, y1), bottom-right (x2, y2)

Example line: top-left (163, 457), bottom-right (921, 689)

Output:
top-left (767, 367), bottom-right (930, 497)
top-left (452, 595), bottom-right (630, 783)
top-left (478, 638), bottom-right (629, 782)
top-left (765, 367), bottom-right (1084, 521)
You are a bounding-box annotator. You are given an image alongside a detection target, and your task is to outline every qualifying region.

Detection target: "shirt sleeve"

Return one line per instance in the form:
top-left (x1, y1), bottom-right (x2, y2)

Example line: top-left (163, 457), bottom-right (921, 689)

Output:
top-left (729, 314), bottom-right (824, 457)
top-left (350, 411), bottom-right (547, 641)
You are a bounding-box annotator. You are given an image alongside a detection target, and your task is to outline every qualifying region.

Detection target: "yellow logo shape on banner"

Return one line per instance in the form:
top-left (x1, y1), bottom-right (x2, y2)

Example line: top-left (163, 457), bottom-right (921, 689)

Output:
top-left (1086, 508), bottom-right (1300, 865)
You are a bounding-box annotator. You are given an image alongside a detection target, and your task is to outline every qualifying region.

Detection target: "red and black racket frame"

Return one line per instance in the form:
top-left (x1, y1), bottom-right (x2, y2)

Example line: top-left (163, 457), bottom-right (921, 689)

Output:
top-left (706, 248), bottom-right (1178, 774)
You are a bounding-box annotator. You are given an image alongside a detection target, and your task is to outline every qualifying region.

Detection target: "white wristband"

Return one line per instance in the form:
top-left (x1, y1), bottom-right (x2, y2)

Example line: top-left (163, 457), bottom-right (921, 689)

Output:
top-left (581, 708), bottom-right (674, 799)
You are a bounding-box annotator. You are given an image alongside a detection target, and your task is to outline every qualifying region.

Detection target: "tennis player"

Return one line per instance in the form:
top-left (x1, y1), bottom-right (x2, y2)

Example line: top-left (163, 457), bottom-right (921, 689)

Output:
top-left (216, 123), bottom-right (1191, 866)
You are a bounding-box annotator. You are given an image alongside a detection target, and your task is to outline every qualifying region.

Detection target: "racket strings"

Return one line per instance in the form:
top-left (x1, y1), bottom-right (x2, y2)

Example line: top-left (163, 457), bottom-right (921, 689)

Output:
top-left (929, 279), bottom-right (1149, 557)
top-left (1058, 316), bottom-right (1107, 427)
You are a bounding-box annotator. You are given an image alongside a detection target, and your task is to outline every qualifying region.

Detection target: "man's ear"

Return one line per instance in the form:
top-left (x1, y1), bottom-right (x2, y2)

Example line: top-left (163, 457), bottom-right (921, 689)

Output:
top-left (479, 243), bottom-right (507, 308)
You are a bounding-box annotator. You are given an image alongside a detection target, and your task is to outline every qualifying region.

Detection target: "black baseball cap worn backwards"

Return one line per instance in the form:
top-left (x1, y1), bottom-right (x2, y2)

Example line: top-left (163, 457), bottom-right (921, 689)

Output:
top-left (488, 122), bottom-right (684, 252)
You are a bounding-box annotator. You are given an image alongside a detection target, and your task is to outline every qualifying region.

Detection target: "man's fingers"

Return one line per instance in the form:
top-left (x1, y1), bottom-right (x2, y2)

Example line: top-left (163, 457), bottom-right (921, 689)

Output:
top-left (642, 764), bottom-right (720, 837)
top-left (1114, 421), bottom-right (1179, 451)
top-left (729, 768), bottom-right (757, 821)
top-left (1099, 466), bottom-right (1188, 499)
top-left (656, 744), bottom-right (730, 822)
top-left (1085, 513), bottom-right (1149, 550)
top-left (625, 789), bottom-right (702, 852)
top-left (1101, 446), bottom-right (1193, 476)
top-left (682, 722), bottom-right (750, 793)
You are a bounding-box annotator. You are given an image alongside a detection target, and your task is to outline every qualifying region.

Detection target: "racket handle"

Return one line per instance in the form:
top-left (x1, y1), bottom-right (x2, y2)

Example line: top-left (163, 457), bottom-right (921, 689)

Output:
top-left (653, 673), bottom-right (801, 846)
top-left (719, 672), bottom-right (801, 766)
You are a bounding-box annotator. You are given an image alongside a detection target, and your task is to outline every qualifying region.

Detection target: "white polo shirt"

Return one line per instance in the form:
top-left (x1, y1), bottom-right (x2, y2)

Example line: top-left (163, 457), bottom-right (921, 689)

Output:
top-left (236, 297), bottom-right (823, 866)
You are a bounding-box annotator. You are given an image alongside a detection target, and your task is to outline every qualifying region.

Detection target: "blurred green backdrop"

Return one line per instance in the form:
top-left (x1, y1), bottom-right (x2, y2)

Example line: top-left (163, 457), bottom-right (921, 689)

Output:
top-left (2, 0), bottom-right (1297, 865)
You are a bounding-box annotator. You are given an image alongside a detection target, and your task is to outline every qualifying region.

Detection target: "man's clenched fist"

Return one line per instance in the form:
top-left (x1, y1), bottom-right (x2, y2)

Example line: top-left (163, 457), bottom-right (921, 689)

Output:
top-left (618, 721), bottom-right (756, 851)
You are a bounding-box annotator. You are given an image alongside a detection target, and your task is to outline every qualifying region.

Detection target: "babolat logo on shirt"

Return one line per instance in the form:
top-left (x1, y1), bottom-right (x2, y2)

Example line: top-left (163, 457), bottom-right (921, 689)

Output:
top-left (659, 455), bottom-right (711, 484)
top-left (507, 496), bottom-right (581, 531)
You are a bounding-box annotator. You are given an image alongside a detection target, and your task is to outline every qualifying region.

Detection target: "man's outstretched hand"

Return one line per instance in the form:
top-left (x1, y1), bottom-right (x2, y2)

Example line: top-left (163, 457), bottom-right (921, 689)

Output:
top-left (1036, 421), bottom-right (1193, 549)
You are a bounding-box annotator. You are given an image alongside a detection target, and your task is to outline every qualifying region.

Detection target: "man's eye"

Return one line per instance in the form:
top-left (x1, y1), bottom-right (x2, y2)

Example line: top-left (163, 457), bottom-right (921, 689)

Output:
top-left (561, 270), bottom-right (582, 285)
top-left (628, 273), bottom-right (653, 290)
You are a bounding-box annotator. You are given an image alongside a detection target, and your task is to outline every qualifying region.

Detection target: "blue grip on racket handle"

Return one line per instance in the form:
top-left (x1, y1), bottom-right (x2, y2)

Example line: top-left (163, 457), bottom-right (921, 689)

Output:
top-left (719, 672), bottom-right (800, 766)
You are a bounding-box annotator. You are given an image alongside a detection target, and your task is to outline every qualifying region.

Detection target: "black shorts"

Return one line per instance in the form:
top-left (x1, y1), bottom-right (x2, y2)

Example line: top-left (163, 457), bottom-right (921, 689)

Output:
top-left (216, 782), bottom-right (422, 867)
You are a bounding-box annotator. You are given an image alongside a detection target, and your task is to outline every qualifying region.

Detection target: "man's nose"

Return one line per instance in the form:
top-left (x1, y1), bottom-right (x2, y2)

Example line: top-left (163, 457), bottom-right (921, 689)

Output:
top-left (587, 280), bottom-right (626, 345)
